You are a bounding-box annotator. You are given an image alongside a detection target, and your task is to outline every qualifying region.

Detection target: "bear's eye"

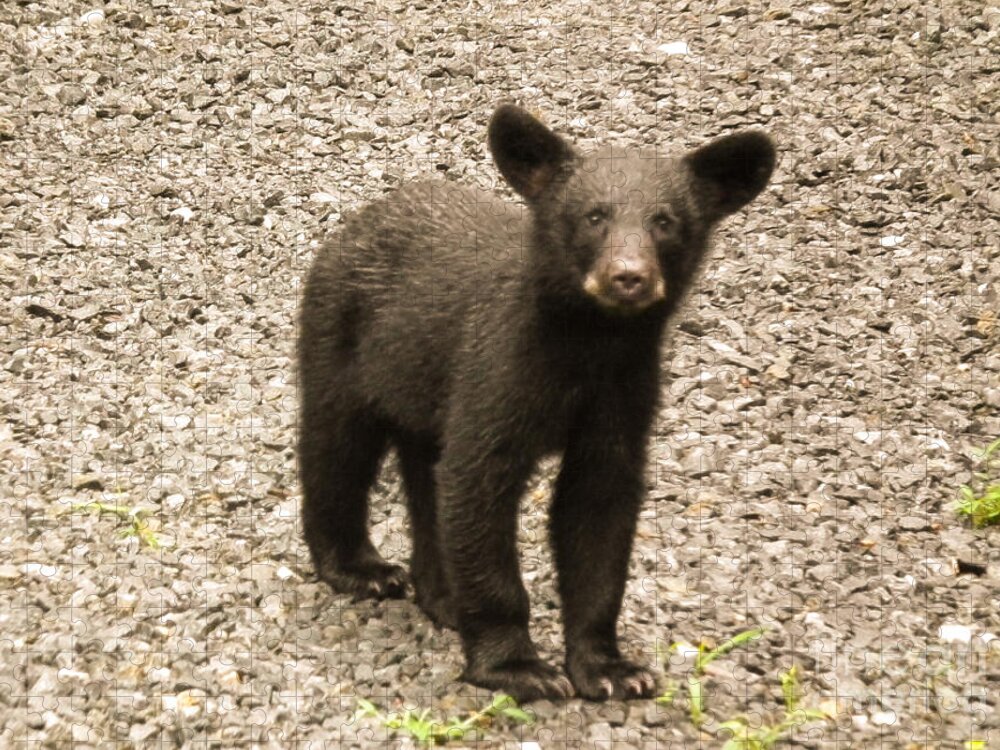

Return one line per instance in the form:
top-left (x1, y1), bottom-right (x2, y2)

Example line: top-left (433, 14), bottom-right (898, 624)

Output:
top-left (650, 213), bottom-right (674, 231)
top-left (585, 208), bottom-right (608, 226)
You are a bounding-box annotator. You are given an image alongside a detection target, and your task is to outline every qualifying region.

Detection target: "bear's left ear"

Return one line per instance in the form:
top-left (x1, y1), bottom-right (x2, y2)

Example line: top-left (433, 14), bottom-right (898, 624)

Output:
top-left (489, 104), bottom-right (576, 202)
top-left (684, 131), bottom-right (775, 221)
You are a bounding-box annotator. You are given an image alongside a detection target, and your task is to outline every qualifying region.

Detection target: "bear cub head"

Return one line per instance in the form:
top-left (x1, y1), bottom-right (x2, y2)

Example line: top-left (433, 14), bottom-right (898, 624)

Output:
top-left (488, 104), bottom-right (776, 317)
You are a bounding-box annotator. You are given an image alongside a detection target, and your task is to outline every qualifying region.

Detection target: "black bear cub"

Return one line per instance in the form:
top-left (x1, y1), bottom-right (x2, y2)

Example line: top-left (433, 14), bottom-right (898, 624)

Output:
top-left (299, 104), bottom-right (775, 701)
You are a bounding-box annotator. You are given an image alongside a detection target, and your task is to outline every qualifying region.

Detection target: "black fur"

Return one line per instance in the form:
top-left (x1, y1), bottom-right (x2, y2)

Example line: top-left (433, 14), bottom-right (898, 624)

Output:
top-left (298, 104), bottom-right (775, 701)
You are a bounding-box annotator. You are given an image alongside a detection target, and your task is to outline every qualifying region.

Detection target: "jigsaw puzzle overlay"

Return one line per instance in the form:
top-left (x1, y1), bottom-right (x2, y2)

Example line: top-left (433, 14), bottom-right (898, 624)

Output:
top-left (2, 0), bottom-right (998, 747)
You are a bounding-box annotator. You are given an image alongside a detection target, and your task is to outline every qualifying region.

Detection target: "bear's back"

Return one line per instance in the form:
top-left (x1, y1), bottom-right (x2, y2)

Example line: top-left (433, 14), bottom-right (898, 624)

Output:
top-left (313, 180), bottom-right (530, 435)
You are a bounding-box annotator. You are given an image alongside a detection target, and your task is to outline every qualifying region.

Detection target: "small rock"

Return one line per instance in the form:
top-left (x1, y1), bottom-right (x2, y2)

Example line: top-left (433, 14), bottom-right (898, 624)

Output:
top-left (871, 709), bottom-right (896, 726)
top-left (899, 515), bottom-right (928, 531)
top-left (196, 45), bottom-right (222, 62)
top-left (80, 8), bottom-right (105, 26)
top-left (681, 446), bottom-right (716, 477)
top-left (59, 229), bottom-right (86, 247)
top-left (719, 5), bottom-right (748, 17)
top-left (149, 179), bottom-right (176, 198)
top-left (764, 7), bottom-right (791, 20)
top-left (644, 703), bottom-right (668, 726)
top-left (266, 88), bottom-right (290, 104)
top-left (688, 392), bottom-right (717, 412)
top-left (585, 721), bottom-right (612, 743)
top-left (658, 41), bottom-right (689, 55)
top-left (73, 473), bottom-right (103, 491)
top-left (706, 340), bottom-right (760, 372)
top-left (57, 84), bottom-right (87, 107)
top-left (765, 361), bottom-right (791, 380)
top-left (597, 703), bottom-right (628, 726)
top-left (164, 493), bottom-right (186, 510)
top-left (342, 127), bottom-right (375, 142)
top-left (938, 624), bottom-right (973, 644)
top-left (129, 722), bottom-right (159, 742)
top-left (170, 206), bottom-right (194, 222)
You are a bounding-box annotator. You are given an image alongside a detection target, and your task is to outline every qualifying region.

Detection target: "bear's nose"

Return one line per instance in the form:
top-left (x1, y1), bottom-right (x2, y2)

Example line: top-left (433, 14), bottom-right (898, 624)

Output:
top-left (609, 260), bottom-right (652, 299)
top-left (611, 269), bottom-right (649, 297)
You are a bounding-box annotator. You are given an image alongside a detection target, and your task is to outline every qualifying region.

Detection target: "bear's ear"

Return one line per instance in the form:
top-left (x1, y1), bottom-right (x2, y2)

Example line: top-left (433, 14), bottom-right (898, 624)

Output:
top-left (684, 130), bottom-right (775, 221)
top-left (488, 104), bottom-right (575, 201)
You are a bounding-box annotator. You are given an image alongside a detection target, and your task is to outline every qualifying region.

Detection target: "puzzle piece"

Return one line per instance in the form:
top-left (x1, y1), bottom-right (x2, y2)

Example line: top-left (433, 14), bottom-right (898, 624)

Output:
top-left (1, 0), bottom-right (998, 747)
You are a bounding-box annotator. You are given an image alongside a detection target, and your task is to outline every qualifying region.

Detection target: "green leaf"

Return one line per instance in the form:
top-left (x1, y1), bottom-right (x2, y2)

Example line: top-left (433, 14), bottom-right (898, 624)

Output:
top-left (500, 705), bottom-right (533, 723)
top-left (780, 665), bottom-right (799, 713)
top-left (977, 437), bottom-right (1000, 461)
top-left (697, 627), bottom-right (767, 672)
top-left (443, 713), bottom-right (480, 743)
top-left (490, 694), bottom-right (513, 710)
top-left (487, 693), bottom-right (532, 724)
top-left (412, 726), bottom-right (432, 743)
top-left (719, 719), bottom-right (752, 750)
top-left (718, 719), bottom-right (749, 732)
top-left (793, 708), bottom-right (832, 722)
top-left (401, 710), bottom-right (437, 743)
top-left (655, 680), bottom-right (678, 705)
top-left (688, 674), bottom-right (704, 725)
top-left (354, 697), bottom-right (380, 721)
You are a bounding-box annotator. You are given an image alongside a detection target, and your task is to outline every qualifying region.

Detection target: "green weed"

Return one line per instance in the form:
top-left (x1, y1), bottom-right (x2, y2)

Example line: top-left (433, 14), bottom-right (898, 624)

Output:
top-left (70, 501), bottom-right (162, 548)
top-left (658, 626), bottom-right (767, 726)
top-left (654, 679), bottom-right (678, 706)
top-left (955, 437), bottom-right (1000, 527)
top-left (354, 693), bottom-right (532, 745)
top-left (657, 630), bottom-right (830, 747)
top-left (718, 666), bottom-right (829, 750)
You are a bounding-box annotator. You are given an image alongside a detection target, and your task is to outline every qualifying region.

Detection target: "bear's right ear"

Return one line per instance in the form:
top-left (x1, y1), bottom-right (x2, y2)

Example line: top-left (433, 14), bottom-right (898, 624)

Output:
top-left (684, 130), bottom-right (776, 222)
top-left (488, 104), bottom-right (575, 201)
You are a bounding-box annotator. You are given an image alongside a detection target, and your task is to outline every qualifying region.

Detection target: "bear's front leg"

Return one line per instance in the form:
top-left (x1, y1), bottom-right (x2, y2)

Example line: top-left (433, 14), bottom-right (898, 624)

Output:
top-left (551, 408), bottom-right (659, 701)
top-left (435, 420), bottom-right (573, 701)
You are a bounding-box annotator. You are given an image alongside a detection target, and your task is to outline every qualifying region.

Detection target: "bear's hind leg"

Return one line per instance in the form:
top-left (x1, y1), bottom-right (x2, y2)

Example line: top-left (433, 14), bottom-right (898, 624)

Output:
top-left (396, 434), bottom-right (457, 629)
top-left (300, 406), bottom-right (406, 600)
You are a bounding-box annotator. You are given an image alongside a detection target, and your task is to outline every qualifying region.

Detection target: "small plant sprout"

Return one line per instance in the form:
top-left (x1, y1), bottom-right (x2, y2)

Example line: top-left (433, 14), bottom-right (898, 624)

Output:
top-left (693, 626), bottom-right (768, 674)
top-left (955, 437), bottom-right (1000, 527)
top-left (654, 679), bottom-right (679, 706)
top-left (354, 693), bottom-right (532, 745)
top-left (657, 629), bottom-right (832, 746)
top-left (718, 665), bottom-right (830, 750)
top-left (662, 627), bottom-right (768, 726)
top-left (70, 501), bottom-right (162, 549)
top-left (780, 664), bottom-right (800, 712)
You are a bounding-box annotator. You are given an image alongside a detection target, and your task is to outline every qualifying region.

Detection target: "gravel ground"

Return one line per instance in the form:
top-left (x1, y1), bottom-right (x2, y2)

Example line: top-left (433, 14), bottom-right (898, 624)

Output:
top-left (2, 0), bottom-right (999, 747)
